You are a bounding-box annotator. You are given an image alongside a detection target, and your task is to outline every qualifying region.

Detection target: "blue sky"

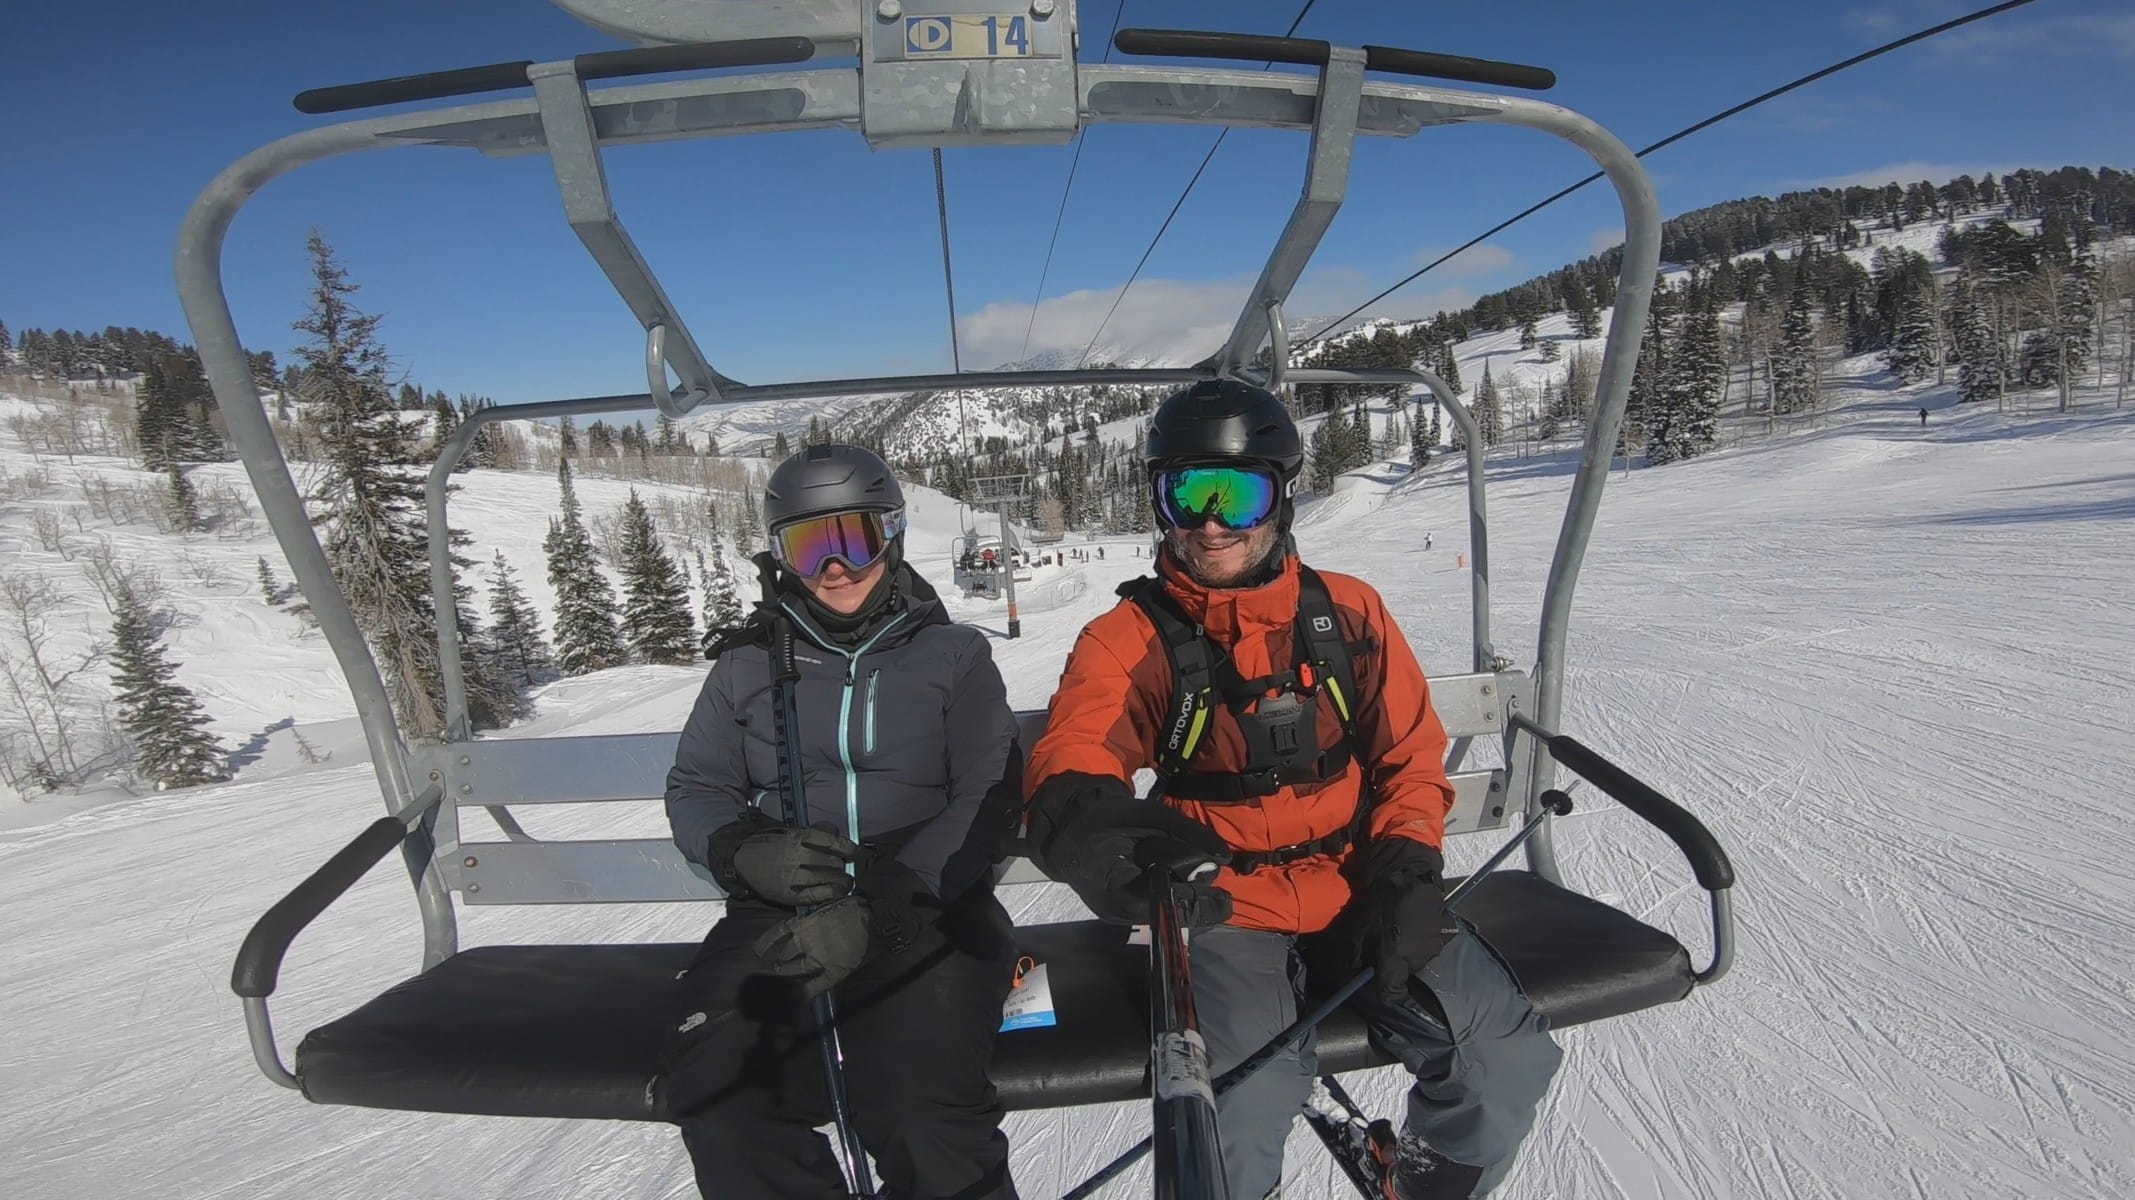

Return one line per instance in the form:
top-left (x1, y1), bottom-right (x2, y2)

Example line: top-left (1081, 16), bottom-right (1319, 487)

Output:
top-left (4, 0), bottom-right (2131, 406)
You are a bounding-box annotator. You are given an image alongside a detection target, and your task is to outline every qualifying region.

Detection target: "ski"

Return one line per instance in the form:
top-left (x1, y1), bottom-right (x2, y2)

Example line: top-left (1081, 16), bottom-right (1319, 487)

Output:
top-left (1300, 1075), bottom-right (1399, 1199)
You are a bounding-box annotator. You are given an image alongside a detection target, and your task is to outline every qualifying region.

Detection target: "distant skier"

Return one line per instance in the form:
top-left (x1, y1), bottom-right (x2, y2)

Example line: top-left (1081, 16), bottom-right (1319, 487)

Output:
top-left (1424, 532), bottom-right (1433, 551)
top-left (1919, 407), bottom-right (1928, 427)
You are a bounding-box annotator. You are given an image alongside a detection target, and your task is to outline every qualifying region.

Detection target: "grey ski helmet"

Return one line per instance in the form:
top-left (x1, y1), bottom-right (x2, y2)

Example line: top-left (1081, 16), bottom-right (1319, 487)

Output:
top-left (762, 442), bottom-right (905, 531)
top-left (1142, 379), bottom-right (1304, 482)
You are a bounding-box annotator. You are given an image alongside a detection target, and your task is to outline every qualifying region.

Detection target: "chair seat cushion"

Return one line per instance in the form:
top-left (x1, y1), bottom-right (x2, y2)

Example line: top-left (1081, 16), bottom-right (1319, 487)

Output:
top-left (295, 871), bottom-right (1694, 1119)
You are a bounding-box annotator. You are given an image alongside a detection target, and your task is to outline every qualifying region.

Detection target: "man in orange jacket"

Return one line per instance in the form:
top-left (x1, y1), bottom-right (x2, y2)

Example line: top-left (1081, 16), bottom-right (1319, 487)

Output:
top-left (1026, 380), bottom-right (1561, 1200)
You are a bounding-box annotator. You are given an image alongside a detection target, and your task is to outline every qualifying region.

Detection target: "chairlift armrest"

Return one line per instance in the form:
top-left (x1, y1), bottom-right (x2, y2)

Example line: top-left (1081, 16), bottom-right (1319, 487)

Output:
top-left (1112, 28), bottom-right (1556, 91)
top-left (1114, 28), bottom-right (1331, 68)
top-left (1509, 715), bottom-right (1734, 891)
top-left (230, 788), bottom-right (440, 998)
top-left (293, 37), bottom-right (815, 115)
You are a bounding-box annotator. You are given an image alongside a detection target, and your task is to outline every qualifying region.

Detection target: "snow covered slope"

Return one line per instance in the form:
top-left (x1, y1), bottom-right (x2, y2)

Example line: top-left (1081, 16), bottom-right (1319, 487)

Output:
top-left (3, 385), bottom-right (2133, 1198)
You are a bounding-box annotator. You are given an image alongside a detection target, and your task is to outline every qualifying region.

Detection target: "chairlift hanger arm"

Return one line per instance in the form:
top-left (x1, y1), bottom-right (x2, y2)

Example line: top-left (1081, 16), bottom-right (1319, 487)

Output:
top-left (1113, 28), bottom-right (1555, 91)
top-left (293, 37), bottom-right (817, 114)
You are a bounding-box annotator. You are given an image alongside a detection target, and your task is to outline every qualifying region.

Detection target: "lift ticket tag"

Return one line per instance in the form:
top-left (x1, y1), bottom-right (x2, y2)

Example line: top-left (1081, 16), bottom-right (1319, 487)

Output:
top-left (1000, 956), bottom-right (1057, 1031)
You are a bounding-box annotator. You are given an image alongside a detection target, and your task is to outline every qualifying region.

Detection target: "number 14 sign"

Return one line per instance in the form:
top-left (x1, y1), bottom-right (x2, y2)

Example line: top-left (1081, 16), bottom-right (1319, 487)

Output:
top-left (904, 13), bottom-right (1044, 59)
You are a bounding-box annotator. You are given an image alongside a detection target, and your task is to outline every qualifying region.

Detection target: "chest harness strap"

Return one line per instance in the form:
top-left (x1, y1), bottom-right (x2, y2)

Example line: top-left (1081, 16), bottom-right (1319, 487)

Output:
top-left (1119, 565), bottom-right (1368, 815)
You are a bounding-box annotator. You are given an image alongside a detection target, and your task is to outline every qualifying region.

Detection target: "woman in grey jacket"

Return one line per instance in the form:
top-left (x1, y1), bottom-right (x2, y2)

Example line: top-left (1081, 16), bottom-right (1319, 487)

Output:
top-left (663, 443), bottom-right (1023, 1200)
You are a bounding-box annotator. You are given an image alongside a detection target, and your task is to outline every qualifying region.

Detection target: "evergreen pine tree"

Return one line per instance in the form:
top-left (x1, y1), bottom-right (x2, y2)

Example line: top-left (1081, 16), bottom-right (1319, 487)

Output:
top-left (1307, 407), bottom-right (1343, 491)
top-left (1569, 278), bottom-right (1603, 339)
top-left (543, 458), bottom-right (626, 675)
top-left (164, 351), bottom-right (227, 462)
top-left (1649, 300), bottom-right (1726, 465)
top-left (697, 538), bottom-right (745, 642)
top-left (1947, 276), bottom-right (2001, 404)
top-left (110, 588), bottom-right (229, 789)
top-left (1475, 364), bottom-right (1504, 447)
top-left (430, 391), bottom-right (465, 467)
top-left (482, 550), bottom-right (553, 689)
top-left (1408, 402), bottom-right (1434, 469)
top-left (295, 231), bottom-right (447, 736)
top-left (559, 415), bottom-right (578, 457)
top-left (0, 320), bottom-right (10, 362)
top-left (1518, 317), bottom-right (1538, 350)
top-left (1771, 282), bottom-right (1822, 415)
top-left (773, 430), bottom-right (792, 459)
top-left (617, 490), bottom-right (698, 665)
top-left (135, 357), bottom-right (179, 470)
top-left (166, 464), bottom-right (202, 532)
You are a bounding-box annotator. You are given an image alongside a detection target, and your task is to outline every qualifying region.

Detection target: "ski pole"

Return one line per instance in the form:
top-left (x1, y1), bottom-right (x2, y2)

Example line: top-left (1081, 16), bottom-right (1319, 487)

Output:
top-left (1062, 791), bottom-right (1573, 1200)
top-left (1143, 855), bottom-right (1233, 1200)
top-left (771, 621), bottom-right (876, 1200)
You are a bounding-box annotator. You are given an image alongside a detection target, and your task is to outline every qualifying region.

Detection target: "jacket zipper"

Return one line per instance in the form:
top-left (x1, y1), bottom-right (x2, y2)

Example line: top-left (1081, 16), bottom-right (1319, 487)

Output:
top-left (819, 611), bottom-right (909, 854)
top-left (865, 669), bottom-right (880, 756)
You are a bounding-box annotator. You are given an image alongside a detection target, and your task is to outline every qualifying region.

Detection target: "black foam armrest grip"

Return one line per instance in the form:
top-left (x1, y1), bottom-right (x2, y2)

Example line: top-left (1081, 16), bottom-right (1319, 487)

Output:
top-left (1362, 45), bottom-right (1555, 91)
top-left (1542, 733), bottom-right (1735, 890)
top-left (1114, 28), bottom-right (1330, 67)
top-left (231, 816), bottom-right (406, 997)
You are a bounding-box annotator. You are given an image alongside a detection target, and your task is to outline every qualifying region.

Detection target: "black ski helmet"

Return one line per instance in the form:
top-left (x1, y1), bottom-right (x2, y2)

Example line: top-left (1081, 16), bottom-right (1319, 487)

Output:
top-left (1142, 379), bottom-right (1304, 481)
top-left (762, 442), bottom-right (905, 532)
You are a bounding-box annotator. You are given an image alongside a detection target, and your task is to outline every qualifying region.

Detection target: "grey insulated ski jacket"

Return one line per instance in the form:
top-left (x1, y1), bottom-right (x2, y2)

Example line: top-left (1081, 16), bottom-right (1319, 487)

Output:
top-left (665, 590), bottom-right (1021, 902)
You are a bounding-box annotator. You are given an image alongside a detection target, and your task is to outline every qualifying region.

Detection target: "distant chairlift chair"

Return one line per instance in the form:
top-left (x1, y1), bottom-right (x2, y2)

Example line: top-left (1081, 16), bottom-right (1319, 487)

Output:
top-left (184, 0), bottom-right (1734, 1176)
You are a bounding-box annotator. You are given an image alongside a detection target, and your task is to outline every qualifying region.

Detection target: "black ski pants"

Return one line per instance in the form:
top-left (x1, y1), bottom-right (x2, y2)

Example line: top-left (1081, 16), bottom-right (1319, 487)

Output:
top-left (661, 894), bottom-right (1020, 1199)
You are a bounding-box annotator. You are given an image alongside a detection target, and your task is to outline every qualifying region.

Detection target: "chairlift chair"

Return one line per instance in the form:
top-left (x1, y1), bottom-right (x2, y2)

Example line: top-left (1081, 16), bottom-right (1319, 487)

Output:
top-left (184, 0), bottom-right (1735, 1183)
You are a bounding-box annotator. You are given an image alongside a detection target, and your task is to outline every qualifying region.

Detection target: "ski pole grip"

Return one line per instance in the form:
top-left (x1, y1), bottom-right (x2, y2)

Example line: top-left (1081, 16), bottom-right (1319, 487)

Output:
top-left (1362, 44), bottom-right (1555, 91)
top-left (1114, 28), bottom-right (1330, 67)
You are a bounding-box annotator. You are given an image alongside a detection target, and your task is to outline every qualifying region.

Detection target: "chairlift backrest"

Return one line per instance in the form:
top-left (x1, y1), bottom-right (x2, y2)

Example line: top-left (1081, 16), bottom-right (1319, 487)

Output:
top-left (421, 671), bottom-right (1530, 907)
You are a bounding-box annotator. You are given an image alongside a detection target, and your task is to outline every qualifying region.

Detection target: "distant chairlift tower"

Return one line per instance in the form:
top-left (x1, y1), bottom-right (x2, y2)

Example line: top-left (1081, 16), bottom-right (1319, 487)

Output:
top-left (971, 473), bottom-right (1031, 638)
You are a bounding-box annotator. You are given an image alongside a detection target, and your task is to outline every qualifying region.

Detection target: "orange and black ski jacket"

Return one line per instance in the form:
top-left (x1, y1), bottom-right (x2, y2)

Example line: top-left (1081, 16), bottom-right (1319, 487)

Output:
top-left (1026, 550), bottom-right (1455, 934)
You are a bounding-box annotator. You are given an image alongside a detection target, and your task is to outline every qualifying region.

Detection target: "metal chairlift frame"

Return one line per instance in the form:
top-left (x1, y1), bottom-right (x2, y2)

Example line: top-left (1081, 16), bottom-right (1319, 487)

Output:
top-left (184, 0), bottom-right (1736, 1178)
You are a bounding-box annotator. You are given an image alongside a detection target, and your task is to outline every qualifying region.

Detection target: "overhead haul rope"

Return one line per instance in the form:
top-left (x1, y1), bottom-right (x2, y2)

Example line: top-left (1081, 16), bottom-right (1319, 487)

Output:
top-left (1075, 0), bottom-right (1321, 368)
top-left (1019, 0), bottom-right (1131, 363)
top-left (1298, 0), bottom-right (2050, 348)
top-left (932, 147), bottom-right (972, 454)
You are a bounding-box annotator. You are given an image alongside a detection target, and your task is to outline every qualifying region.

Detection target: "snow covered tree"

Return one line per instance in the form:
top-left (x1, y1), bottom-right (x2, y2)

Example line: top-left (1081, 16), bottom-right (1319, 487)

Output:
top-left (1518, 317), bottom-right (1538, 351)
top-left (617, 490), bottom-right (697, 665)
top-left (1947, 276), bottom-right (2003, 405)
top-left (696, 539), bottom-right (744, 641)
top-left (1537, 338), bottom-right (1561, 362)
top-left (1648, 300), bottom-right (1725, 465)
top-left (1771, 282), bottom-right (1822, 416)
top-left (1408, 403), bottom-right (1434, 469)
top-left (134, 357), bottom-right (182, 470)
top-left (109, 588), bottom-right (228, 789)
top-left (295, 231), bottom-right (447, 737)
top-left (543, 458), bottom-right (625, 675)
top-left (165, 464), bottom-right (202, 533)
top-left (1568, 278), bottom-right (1603, 339)
top-left (481, 550), bottom-right (552, 691)
top-left (1474, 363), bottom-right (1504, 448)
top-left (773, 430), bottom-right (792, 459)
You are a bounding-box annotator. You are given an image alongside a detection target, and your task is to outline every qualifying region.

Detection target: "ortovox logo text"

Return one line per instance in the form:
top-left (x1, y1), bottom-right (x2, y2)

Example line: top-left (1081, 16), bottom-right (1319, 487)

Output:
top-left (1312, 615), bottom-right (1334, 634)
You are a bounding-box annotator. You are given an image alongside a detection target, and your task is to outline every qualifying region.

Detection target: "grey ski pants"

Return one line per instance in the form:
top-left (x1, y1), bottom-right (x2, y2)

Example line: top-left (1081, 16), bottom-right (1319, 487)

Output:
top-left (1189, 920), bottom-right (1562, 1199)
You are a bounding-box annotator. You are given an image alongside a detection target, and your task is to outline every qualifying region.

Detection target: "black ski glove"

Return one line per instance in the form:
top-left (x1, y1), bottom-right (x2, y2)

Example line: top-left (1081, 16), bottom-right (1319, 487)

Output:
top-left (1027, 772), bottom-right (1234, 927)
top-left (706, 813), bottom-right (859, 907)
top-left (1363, 837), bottom-right (1455, 1003)
top-left (750, 896), bottom-right (919, 1001)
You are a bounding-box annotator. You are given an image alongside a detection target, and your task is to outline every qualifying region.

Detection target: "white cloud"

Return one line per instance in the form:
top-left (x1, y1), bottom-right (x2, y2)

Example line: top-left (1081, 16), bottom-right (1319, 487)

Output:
top-left (1408, 243), bottom-right (1516, 278)
top-left (1927, 13), bottom-right (2135, 64)
top-left (1842, 8), bottom-right (1901, 39)
top-left (958, 276), bottom-right (1256, 368)
top-left (957, 263), bottom-right (1496, 368)
top-left (1799, 160), bottom-right (2018, 190)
